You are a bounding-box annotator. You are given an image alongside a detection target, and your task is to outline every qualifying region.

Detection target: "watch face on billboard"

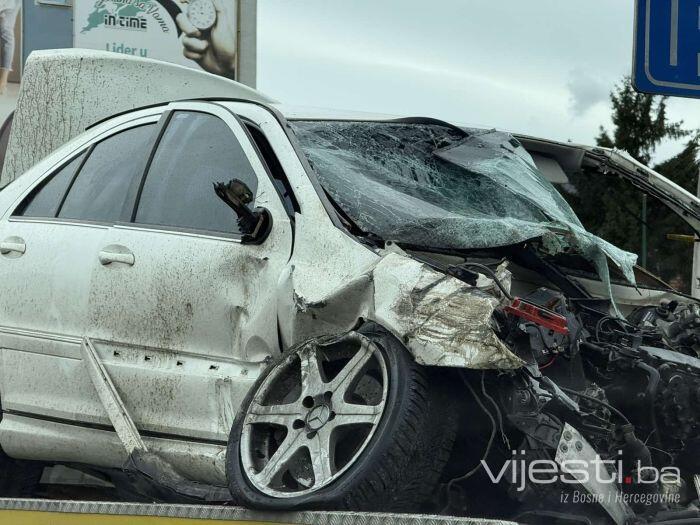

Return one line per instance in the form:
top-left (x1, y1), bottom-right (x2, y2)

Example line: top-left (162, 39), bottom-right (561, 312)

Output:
top-left (74, 0), bottom-right (238, 80)
top-left (187, 0), bottom-right (216, 31)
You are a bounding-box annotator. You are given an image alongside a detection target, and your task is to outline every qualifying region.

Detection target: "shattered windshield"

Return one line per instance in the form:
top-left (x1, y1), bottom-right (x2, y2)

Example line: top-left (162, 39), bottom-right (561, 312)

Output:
top-left (290, 120), bottom-right (638, 290)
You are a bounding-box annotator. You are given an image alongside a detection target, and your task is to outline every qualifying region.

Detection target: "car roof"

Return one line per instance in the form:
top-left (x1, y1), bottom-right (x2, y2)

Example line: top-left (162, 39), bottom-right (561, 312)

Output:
top-left (272, 104), bottom-right (403, 122)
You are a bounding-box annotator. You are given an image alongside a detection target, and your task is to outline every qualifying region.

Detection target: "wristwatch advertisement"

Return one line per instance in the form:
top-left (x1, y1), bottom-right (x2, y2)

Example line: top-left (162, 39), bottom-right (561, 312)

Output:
top-left (186, 0), bottom-right (217, 31)
top-left (73, 0), bottom-right (238, 80)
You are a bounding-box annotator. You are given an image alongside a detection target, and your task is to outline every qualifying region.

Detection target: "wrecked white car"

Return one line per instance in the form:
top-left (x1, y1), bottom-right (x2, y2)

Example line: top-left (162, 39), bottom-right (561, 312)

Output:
top-left (0, 50), bottom-right (699, 525)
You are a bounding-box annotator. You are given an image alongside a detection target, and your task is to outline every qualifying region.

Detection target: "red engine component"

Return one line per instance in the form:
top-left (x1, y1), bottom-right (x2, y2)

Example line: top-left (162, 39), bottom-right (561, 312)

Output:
top-left (504, 297), bottom-right (569, 335)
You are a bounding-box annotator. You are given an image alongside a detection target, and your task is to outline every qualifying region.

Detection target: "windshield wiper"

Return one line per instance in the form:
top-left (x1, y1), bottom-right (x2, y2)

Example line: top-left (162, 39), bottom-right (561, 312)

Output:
top-left (506, 244), bottom-right (592, 300)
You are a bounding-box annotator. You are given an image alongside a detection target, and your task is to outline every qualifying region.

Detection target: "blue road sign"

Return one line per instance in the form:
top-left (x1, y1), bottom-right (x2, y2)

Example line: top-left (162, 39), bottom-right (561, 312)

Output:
top-left (634, 0), bottom-right (700, 98)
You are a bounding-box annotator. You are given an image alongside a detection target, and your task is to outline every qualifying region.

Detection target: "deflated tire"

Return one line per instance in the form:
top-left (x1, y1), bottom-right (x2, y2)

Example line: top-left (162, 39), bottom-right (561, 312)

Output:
top-left (226, 323), bottom-right (458, 511)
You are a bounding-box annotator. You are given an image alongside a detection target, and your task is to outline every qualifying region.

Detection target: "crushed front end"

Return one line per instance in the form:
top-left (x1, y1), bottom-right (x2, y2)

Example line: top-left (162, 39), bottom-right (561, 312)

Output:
top-left (433, 260), bottom-right (700, 525)
top-left (288, 117), bottom-right (700, 524)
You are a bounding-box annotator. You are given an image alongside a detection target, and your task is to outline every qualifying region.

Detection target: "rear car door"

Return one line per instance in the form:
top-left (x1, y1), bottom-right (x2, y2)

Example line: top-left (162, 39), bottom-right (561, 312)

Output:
top-left (0, 116), bottom-right (159, 424)
top-left (85, 102), bottom-right (294, 443)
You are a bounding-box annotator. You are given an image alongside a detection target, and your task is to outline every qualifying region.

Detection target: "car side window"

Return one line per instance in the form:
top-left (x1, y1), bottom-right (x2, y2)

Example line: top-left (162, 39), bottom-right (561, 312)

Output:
top-left (14, 152), bottom-right (86, 218)
top-left (134, 111), bottom-right (258, 234)
top-left (58, 124), bottom-right (156, 223)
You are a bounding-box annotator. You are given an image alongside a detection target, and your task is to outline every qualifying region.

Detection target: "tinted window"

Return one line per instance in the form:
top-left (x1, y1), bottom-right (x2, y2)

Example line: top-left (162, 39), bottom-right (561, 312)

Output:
top-left (135, 112), bottom-right (258, 234)
top-left (246, 123), bottom-right (299, 216)
top-left (16, 152), bottom-right (86, 217)
top-left (58, 125), bottom-right (155, 223)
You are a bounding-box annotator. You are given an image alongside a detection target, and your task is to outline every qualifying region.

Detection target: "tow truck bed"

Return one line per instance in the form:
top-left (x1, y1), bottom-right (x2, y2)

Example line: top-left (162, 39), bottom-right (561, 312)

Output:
top-left (0, 499), bottom-right (515, 525)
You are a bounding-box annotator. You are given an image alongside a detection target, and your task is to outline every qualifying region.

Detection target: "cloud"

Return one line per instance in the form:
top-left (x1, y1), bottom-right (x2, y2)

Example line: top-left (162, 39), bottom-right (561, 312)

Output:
top-left (256, 0), bottom-right (700, 161)
top-left (567, 68), bottom-right (611, 116)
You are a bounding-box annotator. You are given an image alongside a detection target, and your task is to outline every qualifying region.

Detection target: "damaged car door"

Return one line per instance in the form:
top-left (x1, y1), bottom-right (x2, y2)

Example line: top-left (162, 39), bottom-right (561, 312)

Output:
top-left (84, 103), bottom-right (293, 445)
top-left (0, 117), bottom-right (159, 426)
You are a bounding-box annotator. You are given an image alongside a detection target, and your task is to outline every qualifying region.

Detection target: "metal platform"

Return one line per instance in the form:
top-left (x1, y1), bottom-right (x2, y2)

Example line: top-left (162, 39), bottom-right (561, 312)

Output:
top-left (0, 499), bottom-right (516, 525)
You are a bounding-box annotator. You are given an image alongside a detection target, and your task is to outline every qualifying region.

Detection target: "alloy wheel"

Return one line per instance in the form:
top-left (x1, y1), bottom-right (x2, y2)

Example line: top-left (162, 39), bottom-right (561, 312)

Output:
top-left (240, 333), bottom-right (388, 498)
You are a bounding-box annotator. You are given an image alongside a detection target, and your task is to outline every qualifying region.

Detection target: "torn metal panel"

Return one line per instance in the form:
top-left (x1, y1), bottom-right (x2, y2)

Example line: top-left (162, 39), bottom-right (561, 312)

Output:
top-left (283, 252), bottom-right (523, 369)
top-left (82, 337), bottom-right (229, 501)
top-left (372, 254), bottom-right (523, 368)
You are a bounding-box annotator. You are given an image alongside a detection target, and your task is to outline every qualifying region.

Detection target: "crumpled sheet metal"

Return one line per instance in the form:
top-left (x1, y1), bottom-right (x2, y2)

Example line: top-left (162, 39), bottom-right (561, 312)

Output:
top-left (285, 253), bottom-right (523, 370)
top-left (373, 255), bottom-right (523, 368)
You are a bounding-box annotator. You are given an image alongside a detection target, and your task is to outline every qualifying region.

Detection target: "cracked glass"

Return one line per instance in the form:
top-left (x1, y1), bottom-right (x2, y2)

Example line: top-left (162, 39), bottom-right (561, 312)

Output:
top-left (290, 120), bottom-right (638, 295)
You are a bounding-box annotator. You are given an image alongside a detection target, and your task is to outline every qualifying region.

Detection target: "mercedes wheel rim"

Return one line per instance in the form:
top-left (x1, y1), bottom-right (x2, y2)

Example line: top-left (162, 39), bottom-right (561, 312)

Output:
top-left (240, 333), bottom-right (389, 498)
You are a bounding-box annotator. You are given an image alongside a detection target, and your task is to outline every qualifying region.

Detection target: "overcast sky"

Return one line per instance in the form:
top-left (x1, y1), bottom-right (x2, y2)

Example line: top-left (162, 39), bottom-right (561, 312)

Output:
top-left (257, 0), bottom-right (700, 164)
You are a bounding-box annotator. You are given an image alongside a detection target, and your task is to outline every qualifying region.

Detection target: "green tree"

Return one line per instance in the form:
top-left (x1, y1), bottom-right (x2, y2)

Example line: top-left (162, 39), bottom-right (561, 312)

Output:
top-left (596, 77), bottom-right (690, 165)
top-left (646, 139), bottom-right (699, 292)
top-left (559, 77), bottom-right (698, 292)
top-left (653, 137), bottom-right (699, 194)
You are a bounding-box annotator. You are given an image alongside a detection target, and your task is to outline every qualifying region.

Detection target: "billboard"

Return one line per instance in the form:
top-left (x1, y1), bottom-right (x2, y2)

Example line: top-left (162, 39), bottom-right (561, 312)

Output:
top-left (74, 0), bottom-right (240, 81)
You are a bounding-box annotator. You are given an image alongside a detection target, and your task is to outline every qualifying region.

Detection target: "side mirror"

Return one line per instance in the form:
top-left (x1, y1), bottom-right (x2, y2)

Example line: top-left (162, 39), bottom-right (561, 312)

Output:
top-left (213, 179), bottom-right (272, 244)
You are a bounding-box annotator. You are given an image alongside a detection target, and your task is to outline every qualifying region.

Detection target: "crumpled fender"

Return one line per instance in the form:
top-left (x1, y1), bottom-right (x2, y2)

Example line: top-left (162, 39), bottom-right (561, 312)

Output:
top-left (278, 252), bottom-right (524, 369)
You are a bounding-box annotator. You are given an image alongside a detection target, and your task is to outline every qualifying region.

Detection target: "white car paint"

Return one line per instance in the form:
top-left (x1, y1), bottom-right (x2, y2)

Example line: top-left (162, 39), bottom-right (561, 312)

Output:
top-left (0, 87), bottom-right (515, 485)
top-left (0, 50), bottom-right (694, 488)
top-left (0, 49), bottom-right (276, 188)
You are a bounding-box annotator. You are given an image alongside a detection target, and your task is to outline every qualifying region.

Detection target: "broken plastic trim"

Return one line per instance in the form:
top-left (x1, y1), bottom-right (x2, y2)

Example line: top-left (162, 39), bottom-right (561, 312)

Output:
top-left (504, 298), bottom-right (569, 335)
top-left (80, 337), bottom-right (230, 502)
top-left (213, 178), bottom-right (272, 244)
top-left (125, 450), bottom-right (230, 502)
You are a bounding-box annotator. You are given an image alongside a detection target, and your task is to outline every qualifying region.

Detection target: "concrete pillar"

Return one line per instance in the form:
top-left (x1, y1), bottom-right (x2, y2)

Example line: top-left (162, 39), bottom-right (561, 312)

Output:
top-left (237, 0), bottom-right (257, 88)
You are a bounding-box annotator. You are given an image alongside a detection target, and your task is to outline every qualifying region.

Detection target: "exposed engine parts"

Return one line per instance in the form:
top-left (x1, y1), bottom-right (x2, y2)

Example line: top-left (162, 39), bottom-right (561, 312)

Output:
top-left (472, 286), bottom-right (700, 524)
top-left (657, 370), bottom-right (700, 444)
top-left (629, 301), bottom-right (700, 357)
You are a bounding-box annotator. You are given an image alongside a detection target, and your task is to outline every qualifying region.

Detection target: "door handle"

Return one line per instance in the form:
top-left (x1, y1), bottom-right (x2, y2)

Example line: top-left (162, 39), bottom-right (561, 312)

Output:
top-left (0, 236), bottom-right (26, 257)
top-left (98, 245), bottom-right (135, 266)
